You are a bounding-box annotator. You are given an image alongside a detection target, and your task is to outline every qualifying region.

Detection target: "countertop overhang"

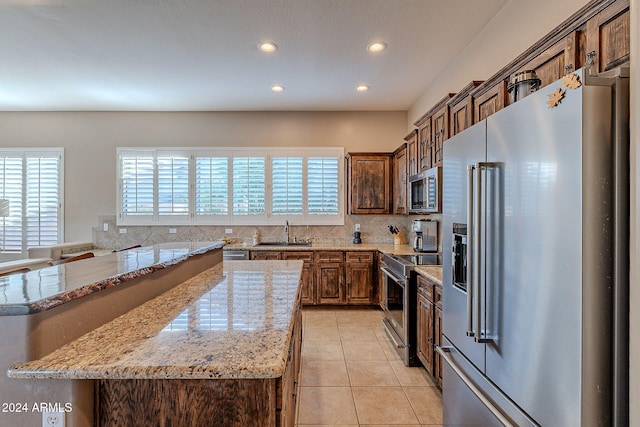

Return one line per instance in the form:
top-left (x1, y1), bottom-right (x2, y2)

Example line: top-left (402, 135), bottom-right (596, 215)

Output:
top-left (0, 242), bottom-right (224, 316)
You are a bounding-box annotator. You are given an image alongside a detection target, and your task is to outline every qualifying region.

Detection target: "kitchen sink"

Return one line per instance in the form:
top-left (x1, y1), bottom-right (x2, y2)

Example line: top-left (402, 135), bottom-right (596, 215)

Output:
top-left (255, 242), bottom-right (311, 247)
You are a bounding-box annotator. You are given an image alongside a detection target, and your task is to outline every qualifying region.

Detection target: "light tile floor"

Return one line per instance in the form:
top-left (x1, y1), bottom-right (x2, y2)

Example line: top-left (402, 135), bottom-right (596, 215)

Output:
top-left (296, 308), bottom-right (443, 426)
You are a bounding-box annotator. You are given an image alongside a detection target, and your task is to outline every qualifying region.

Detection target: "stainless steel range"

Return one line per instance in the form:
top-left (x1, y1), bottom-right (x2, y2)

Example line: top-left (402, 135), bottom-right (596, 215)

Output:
top-left (380, 252), bottom-right (441, 366)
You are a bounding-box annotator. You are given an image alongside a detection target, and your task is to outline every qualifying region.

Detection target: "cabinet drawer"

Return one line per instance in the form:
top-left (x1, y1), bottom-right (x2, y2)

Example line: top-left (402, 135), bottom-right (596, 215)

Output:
top-left (434, 285), bottom-right (442, 310)
top-left (315, 251), bottom-right (344, 263)
top-left (417, 274), bottom-right (434, 302)
top-left (345, 251), bottom-right (373, 264)
top-left (283, 252), bottom-right (313, 263)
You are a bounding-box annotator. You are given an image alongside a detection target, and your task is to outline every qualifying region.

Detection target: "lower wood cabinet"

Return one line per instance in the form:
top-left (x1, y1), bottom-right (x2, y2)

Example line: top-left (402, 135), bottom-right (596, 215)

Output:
top-left (249, 250), bottom-right (376, 306)
top-left (416, 273), bottom-right (443, 387)
top-left (345, 251), bottom-right (374, 304)
top-left (283, 252), bottom-right (314, 305)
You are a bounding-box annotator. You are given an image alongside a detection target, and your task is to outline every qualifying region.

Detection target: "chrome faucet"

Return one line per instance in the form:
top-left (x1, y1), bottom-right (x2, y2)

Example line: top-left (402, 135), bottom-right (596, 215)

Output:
top-left (284, 220), bottom-right (290, 244)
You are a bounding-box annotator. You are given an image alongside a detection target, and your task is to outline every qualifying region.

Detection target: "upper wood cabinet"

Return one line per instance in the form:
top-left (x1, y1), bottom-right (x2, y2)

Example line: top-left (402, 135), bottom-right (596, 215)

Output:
top-left (585, 0), bottom-right (630, 73)
top-left (346, 153), bottom-right (393, 215)
top-left (393, 144), bottom-right (408, 216)
top-left (416, 116), bottom-right (432, 172)
top-left (448, 81), bottom-right (483, 138)
top-left (414, 94), bottom-right (454, 171)
top-left (473, 81), bottom-right (508, 123)
top-left (430, 95), bottom-right (454, 167)
top-left (405, 130), bottom-right (418, 177)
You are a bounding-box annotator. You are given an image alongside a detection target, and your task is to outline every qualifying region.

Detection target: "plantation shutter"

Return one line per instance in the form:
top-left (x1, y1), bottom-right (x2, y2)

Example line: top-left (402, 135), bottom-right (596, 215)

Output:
top-left (272, 156), bottom-right (303, 216)
top-left (0, 150), bottom-right (63, 254)
top-left (120, 151), bottom-right (154, 222)
top-left (157, 152), bottom-right (190, 218)
top-left (307, 156), bottom-right (340, 215)
top-left (195, 156), bottom-right (229, 217)
top-left (232, 156), bottom-right (265, 217)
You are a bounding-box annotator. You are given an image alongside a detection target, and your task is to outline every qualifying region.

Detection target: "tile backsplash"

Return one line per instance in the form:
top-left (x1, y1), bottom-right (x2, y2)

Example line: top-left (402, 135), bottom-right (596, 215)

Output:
top-left (93, 214), bottom-right (442, 250)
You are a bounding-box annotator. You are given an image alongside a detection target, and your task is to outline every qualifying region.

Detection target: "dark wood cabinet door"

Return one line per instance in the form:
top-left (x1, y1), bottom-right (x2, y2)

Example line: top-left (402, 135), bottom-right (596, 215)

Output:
top-left (431, 105), bottom-right (448, 167)
top-left (393, 145), bottom-right (408, 215)
top-left (474, 81), bottom-right (508, 123)
top-left (417, 292), bottom-right (434, 374)
top-left (283, 252), bottom-right (314, 305)
top-left (417, 118), bottom-right (432, 172)
top-left (347, 153), bottom-right (392, 214)
top-left (345, 263), bottom-right (373, 304)
top-left (405, 130), bottom-right (418, 177)
top-left (586, 1), bottom-right (630, 73)
top-left (315, 263), bottom-right (344, 305)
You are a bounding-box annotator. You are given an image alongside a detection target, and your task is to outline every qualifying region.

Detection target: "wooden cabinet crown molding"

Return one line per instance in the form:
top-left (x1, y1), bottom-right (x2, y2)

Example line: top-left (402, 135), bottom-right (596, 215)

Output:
top-left (413, 93), bottom-right (455, 127)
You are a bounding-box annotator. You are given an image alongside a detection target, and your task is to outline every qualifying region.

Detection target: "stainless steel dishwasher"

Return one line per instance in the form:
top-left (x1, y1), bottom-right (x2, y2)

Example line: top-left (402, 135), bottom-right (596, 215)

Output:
top-left (222, 250), bottom-right (250, 260)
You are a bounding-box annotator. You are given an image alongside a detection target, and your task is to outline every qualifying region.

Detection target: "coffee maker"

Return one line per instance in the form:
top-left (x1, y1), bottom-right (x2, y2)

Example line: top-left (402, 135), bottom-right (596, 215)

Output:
top-left (412, 219), bottom-right (438, 252)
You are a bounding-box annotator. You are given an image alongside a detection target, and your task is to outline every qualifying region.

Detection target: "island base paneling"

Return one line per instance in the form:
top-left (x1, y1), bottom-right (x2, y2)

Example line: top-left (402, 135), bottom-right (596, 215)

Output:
top-left (97, 378), bottom-right (277, 427)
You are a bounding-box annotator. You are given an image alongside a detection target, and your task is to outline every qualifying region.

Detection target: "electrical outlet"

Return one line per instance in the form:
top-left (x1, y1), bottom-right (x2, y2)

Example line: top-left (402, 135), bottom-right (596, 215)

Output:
top-left (119, 228), bottom-right (127, 234)
top-left (169, 228), bottom-right (177, 234)
top-left (225, 228), bottom-right (233, 234)
top-left (42, 410), bottom-right (65, 427)
top-left (103, 223), bottom-right (109, 232)
top-left (355, 224), bottom-right (360, 232)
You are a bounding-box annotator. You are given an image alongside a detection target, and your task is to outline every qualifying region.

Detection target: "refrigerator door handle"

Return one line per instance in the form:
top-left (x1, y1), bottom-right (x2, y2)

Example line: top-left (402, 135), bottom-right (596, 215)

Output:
top-left (437, 345), bottom-right (515, 427)
top-left (466, 165), bottom-right (475, 337)
top-left (474, 162), bottom-right (500, 344)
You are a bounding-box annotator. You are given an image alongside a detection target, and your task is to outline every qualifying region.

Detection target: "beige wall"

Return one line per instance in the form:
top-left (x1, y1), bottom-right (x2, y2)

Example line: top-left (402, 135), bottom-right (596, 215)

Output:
top-left (0, 111), bottom-right (407, 242)
top-left (408, 0), bottom-right (591, 126)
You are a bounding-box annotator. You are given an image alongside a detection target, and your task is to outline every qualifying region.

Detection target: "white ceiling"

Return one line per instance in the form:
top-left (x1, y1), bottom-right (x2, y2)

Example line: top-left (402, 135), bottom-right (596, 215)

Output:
top-left (0, 0), bottom-right (508, 111)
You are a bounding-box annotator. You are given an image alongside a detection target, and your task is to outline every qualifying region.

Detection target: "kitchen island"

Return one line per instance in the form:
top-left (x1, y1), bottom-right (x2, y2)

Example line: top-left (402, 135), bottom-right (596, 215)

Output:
top-left (0, 242), bottom-right (225, 427)
top-left (9, 259), bottom-right (303, 427)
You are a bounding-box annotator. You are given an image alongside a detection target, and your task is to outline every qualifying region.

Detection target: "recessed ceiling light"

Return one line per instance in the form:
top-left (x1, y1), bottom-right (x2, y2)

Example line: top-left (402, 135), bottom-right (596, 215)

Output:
top-left (259, 42), bottom-right (278, 53)
top-left (367, 42), bottom-right (387, 53)
top-left (271, 84), bottom-right (284, 93)
top-left (356, 85), bottom-right (369, 92)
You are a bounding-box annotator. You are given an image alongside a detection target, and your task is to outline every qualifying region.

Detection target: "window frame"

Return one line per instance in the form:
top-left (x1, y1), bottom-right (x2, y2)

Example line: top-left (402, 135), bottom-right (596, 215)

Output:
top-left (0, 148), bottom-right (64, 257)
top-left (117, 147), bottom-right (344, 226)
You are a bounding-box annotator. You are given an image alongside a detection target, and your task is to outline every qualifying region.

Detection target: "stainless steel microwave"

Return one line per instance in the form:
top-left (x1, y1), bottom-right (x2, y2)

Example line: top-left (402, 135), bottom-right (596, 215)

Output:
top-left (408, 166), bottom-right (442, 213)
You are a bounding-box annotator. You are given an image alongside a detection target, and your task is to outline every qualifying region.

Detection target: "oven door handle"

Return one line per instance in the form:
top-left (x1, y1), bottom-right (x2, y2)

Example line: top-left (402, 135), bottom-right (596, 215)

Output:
top-left (380, 266), bottom-right (407, 286)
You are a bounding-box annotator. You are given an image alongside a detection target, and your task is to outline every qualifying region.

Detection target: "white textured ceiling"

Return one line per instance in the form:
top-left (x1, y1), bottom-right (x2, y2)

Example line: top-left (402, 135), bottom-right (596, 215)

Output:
top-left (0, 0), bottom-right (508, 111)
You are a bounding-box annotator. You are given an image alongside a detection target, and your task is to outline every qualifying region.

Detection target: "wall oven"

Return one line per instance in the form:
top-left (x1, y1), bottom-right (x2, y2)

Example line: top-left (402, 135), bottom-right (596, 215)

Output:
top-left (409, 166), bottom-right (442, 214)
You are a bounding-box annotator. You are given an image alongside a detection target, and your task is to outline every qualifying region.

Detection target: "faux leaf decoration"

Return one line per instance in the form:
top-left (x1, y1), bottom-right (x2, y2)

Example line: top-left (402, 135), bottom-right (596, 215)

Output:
top-left (562, 73), bottom-right (582, 89)
top-left (547, 88), bottom-right (565, 108)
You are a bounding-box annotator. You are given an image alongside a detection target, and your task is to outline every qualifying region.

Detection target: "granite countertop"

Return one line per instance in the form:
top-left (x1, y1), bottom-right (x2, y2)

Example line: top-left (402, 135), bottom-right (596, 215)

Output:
top-left (9, 260), bottom-right (302, 380)
top-left (225, 241), bottom-right (419, 256)
top-left (415, 266), bottom-right (443, 285)
top-left (0, 242), bottom-right (224, 316)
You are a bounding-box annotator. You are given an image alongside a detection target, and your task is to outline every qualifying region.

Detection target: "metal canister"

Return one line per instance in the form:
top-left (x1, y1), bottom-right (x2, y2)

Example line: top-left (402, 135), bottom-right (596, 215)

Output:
top-left (507, 70), bottom-right (541, 103)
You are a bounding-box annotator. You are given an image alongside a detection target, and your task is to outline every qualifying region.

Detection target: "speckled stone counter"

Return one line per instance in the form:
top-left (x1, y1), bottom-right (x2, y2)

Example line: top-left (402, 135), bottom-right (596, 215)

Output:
top-left (9, 260), bottom-right (303, 380)
top-left (0, 241), bottom-right (224, 316)
top-left (415, 265), bottom-right (443, 285)
top-left (225, 241), bottom-right (419, 255)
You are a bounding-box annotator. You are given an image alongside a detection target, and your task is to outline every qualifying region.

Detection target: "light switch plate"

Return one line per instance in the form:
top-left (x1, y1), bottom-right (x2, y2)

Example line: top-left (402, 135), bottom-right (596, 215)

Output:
top-left (103, 223), bottom-right (109, 232)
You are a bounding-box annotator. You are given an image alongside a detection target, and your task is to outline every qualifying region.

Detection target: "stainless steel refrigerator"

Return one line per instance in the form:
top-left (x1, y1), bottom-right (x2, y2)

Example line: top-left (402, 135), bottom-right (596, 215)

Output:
top-left (440, 67), bottom-right (629, 426)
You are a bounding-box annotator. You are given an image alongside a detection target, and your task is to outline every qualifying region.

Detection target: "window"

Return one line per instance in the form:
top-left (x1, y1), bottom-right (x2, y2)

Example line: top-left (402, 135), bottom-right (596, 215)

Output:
top-left (0, 149), bottom-right (64, 255)
top-left (117, 147), bottom-right (344, 226)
